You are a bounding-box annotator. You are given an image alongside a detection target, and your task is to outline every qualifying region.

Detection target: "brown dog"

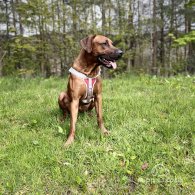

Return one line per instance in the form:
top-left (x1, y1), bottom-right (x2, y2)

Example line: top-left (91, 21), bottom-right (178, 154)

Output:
top-left (58, 35), bottom-right (123, 146)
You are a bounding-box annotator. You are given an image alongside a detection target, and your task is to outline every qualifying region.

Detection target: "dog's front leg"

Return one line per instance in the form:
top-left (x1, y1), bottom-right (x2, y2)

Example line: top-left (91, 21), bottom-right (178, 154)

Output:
top-left (64, 99), bottom-right (79, 147)
top-left (95, 94), bottom-right (109, 135)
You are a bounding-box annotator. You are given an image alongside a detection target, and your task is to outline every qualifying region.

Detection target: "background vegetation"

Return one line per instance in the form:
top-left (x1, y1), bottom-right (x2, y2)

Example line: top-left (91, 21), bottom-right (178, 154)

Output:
top-left (0, 0), bottom-right (195, 77)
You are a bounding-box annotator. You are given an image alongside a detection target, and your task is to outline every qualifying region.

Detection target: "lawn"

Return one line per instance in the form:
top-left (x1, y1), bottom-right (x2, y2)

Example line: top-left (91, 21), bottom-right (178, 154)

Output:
top-left (0, 75), bottom-right (194, 194)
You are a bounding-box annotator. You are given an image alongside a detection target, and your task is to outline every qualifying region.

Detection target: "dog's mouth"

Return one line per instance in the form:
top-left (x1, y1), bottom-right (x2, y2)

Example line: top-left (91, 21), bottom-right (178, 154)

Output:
top-left (98, 57), bottom-right (117, 69)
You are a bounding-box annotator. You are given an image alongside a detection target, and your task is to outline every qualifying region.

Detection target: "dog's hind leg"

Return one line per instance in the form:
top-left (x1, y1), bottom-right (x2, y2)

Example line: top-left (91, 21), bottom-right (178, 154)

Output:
top-left (58, 92), bottom-right (70, 121)
top-left (86, 101), bottom-right (95, 117)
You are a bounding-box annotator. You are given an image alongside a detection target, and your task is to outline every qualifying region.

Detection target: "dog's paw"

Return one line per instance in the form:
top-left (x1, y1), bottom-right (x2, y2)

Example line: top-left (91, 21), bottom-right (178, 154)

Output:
top-left (102, 129), bottom-right (110, 136)
top-left (63, 136), bottom-right (74, 147)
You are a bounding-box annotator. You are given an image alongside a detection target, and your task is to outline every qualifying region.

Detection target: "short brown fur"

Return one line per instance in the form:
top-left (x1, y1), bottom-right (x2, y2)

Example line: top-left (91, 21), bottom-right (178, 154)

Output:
top-left (58, 35), bottom-right (123, 146)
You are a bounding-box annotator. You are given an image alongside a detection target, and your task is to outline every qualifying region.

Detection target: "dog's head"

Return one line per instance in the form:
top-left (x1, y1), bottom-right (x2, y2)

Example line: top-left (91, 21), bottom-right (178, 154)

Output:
top-left (80, 35), bottom-right (123, 69)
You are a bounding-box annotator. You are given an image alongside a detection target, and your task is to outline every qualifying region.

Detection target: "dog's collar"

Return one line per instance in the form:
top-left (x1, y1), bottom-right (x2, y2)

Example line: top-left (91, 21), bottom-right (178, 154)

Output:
top-left (69, 67), bottom-right (101, 79)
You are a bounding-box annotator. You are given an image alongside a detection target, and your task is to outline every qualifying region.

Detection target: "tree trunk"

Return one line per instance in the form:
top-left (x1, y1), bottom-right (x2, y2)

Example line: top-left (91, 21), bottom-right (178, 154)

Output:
top-left (159, 0), bottom-right (165, 76)
top-left (152, 0), bottom-right (157, 74)
top-left (62, 0), bottom-right (67, 76)
top-left (0, 50), bottom-right (6, 77)
top-left (15, 0), bottom-right (23, 35)
top-left (101, 1), bottom-right (107, 77)
top-left (126, 0), bottom-right (135, 72)
top-left (11, 0), bottom-right (17, 36)
top-left (5, 0), bottom-right (10, 56)
top-left (72, 0), bottom-right (77, 37)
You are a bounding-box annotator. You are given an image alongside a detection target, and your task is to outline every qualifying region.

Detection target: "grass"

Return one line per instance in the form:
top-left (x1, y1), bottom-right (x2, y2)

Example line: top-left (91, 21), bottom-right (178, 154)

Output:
top-left (0, 75), bottom-right (194, 194)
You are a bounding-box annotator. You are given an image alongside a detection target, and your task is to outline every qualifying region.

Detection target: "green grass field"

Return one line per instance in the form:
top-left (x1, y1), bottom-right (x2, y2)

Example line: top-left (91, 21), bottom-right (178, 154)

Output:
top-left (0, 75), bottom-right (194, 194)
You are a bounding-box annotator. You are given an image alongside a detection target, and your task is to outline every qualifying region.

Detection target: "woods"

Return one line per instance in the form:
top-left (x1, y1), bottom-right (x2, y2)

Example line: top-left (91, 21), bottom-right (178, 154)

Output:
top-left (0, 0), bottom-right (195, 77)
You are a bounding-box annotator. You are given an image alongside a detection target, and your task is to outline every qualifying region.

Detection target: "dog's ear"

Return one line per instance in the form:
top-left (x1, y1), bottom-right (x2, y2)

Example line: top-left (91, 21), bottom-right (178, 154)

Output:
top-left (80, 35), bottom-right (96, 53)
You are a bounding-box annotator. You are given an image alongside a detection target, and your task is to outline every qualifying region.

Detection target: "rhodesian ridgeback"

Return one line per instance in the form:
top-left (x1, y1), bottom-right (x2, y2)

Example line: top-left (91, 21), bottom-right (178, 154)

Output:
top-left (58, 35), bottom-right (123, 146)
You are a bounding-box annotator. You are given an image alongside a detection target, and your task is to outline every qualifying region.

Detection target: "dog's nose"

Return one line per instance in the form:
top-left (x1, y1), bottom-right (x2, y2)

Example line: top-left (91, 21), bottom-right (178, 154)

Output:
top-left (116, 49), bottom-right (123, 57)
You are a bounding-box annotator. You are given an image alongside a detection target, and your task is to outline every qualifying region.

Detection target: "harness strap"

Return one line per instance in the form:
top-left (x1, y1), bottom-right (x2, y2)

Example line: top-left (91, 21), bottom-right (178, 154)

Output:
top-left (69, 67), bottom-right (100, 78)
top-left (83, 78), bottom-right (96, 103)
top-left (69, 67), bottom-right (100, 104)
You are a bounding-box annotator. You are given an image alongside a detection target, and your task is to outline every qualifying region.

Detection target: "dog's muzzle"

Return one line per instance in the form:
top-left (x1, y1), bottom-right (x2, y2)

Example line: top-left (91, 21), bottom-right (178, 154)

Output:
top-left (98, 49), bottom-right (123, 69)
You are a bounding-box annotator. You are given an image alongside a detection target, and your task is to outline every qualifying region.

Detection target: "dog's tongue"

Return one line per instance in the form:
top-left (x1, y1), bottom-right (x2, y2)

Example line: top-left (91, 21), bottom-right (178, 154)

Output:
top-left (110, 61), bottom-right (117, 69)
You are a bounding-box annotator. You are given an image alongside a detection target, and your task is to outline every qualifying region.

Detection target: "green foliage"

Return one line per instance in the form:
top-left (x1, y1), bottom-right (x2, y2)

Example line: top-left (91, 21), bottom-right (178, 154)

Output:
top-left (0, 76), bottom-right (194, 194)
top-left (3, 36), bottom-right (38, 76)
top-left (185, 0), bottom-right (195, 8)
top-left (1, 0), bottom-right (195, 76)
top-left (173, 0), bottom-right (195, 47)
top-left (173, 31), bottom-right (195, 46)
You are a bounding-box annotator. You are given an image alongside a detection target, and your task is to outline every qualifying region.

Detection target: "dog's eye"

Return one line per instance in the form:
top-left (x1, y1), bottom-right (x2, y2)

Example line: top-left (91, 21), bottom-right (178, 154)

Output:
top-left (101, 42), bottom-right (108, 47)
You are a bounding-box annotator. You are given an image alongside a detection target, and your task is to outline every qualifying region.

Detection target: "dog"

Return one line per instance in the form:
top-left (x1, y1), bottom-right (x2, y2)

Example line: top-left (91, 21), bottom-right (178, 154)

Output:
top-left (58, 35), bottom-right (123, 146)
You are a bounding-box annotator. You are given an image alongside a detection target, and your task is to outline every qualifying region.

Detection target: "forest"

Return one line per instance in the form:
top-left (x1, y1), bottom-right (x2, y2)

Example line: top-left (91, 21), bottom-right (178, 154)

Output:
top-left (0, 0), bottom-right (195, 77)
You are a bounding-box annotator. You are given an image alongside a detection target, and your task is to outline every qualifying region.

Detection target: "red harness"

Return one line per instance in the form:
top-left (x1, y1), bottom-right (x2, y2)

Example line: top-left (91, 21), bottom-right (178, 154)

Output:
top-left (82, 78), bottom-right (97, 104)
top-left (68, 67), bottom-right (100, 104)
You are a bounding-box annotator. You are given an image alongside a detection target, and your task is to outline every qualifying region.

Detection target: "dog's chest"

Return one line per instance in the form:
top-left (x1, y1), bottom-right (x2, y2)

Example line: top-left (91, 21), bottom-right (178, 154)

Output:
top-left (81, 78), bottom-right (97, 104)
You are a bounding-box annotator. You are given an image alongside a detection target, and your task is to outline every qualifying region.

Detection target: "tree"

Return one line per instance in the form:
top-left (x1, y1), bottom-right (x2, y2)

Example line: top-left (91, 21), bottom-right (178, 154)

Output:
top-left (152, 0), bottom-right (157, 74)
top-left (0, 0), bottom-right (194, 77)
